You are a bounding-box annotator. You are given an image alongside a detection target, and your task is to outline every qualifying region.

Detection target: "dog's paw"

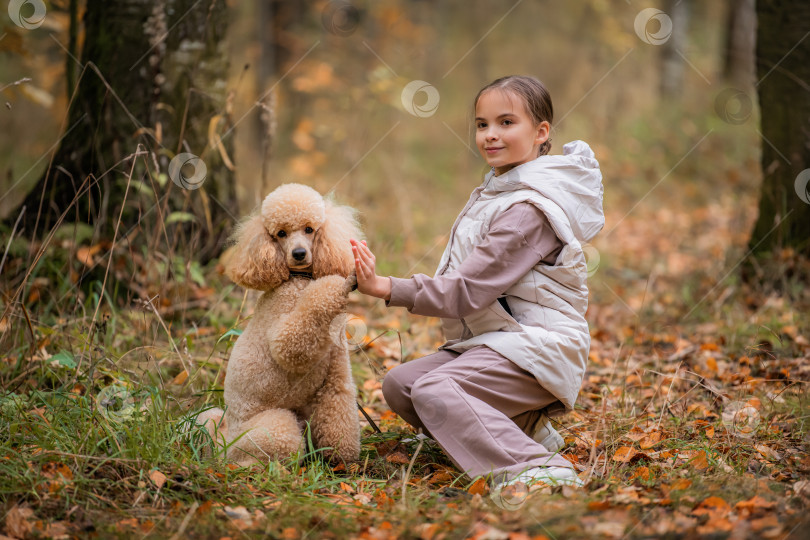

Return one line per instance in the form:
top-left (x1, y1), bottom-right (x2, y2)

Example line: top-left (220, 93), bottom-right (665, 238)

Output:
top-left (308, 275), bottom-right (351, 308)
top-left (345, 272), bottom-right (358, 294)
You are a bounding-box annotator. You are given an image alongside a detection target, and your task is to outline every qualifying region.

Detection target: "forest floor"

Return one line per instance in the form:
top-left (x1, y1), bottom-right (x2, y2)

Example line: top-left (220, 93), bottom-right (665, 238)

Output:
top-left (1, 199), bottom-right (809, 540)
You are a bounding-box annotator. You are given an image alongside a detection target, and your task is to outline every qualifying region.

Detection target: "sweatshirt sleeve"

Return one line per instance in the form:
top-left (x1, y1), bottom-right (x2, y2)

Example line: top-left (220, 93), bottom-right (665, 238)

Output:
top-left (387, 202), bottom-right (563, 318)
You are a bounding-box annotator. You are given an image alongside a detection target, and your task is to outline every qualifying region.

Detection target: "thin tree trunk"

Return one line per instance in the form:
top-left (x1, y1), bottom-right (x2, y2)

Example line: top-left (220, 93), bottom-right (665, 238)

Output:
top-left (723, 0), bottom-right (756, 86)
top-left (660, 0), bottom-right (690, 98)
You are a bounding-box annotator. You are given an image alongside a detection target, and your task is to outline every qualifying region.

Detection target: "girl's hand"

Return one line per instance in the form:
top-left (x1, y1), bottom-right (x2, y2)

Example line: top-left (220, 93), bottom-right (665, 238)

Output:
top-left (350, 239), bottom-right (392, 301)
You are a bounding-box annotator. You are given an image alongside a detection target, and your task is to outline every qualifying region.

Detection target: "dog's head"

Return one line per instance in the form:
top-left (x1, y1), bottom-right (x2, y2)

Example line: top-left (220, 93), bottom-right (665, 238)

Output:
top-left (224, 183), bottom-right (362, 291)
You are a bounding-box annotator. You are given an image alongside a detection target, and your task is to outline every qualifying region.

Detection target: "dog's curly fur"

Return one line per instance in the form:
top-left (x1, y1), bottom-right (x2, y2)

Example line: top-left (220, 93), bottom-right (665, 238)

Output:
top-left (197, 184), bottom-right (363, 466)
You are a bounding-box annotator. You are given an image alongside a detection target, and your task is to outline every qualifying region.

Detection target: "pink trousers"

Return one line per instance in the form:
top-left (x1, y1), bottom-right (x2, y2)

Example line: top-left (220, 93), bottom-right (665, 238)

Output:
top-left (381, 345), bottom-right (573, 483)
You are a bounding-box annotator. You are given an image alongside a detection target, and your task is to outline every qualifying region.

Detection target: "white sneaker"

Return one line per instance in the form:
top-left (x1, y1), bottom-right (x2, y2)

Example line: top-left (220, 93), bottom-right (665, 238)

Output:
top-left (531, 414), bottom-right (565, 453)
top-left (504, 466), bottom-right (584, 487)
top-left (490, 467), bottom-right (583, 510)
top-left (401, 432), bottom-right (434, 444)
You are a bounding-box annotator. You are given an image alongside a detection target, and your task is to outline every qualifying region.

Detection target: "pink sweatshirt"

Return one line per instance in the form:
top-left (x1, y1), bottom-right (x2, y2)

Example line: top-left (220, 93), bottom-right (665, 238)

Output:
top-left (387, 202), bottom-right (562, 317)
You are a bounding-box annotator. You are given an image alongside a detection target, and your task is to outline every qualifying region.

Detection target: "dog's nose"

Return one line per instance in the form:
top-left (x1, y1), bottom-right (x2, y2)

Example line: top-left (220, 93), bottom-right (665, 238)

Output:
top-left (292, 248), bottom-right (307, 261)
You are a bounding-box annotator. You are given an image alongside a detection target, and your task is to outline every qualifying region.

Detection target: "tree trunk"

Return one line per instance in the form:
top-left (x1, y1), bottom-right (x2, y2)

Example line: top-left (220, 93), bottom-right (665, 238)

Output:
top-left (723, 0), bottom-right (756, 86)
top-left (12, 0), bottom-right (236, 264)
top-left (748, 0), bottom-right (810, 263)
top-left (660, 0), bottom-right (691, 98)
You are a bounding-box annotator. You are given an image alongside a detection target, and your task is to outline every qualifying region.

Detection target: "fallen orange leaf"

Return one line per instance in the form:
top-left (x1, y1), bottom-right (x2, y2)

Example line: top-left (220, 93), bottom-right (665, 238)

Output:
top-left (639, 431), bottom-right (661, 449)
top-left (172, 370), bottom-right (189, 385)
top-left (467, 477), bottom-right (489, 496)
top-left (116, 517), bottom-right (139, 531)
top-left (281, 527), bottom-right (298, 540)
top-left (374, 489), bottom-right (393, 509)
top-left (428, 471), bottom-right (453, 485)
top-left (418, 522), bottom-right (441, 540)
top-left (339, 481), bottom-right (355, 494)
top-left (690, 450), bottom-right (710, 470)
top-left (735, 495), bottom-right (776, 517)
top-left (625, 426), bottom-right (646, 442)
top-left (693, 496), bottom-right (731, 519)
top-left (385, 451), bottom-right (410, 465)
top-left (670, 478), bottom-right (692, 491)
top-left (612, 446), bottom-right (639, 463)
top-left (630, 466), bottom-right (652, 482)
top-left (587, 500), bottom-right (611, 511)
top-left (149, 469), bottom-right (167, 489)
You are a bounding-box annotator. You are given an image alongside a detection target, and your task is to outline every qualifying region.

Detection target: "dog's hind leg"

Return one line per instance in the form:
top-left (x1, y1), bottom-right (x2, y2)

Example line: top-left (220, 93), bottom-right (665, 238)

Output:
top-left (193, 407), bottom-right (227, 458)
top-left (226, 408), bottom-right (304, 467)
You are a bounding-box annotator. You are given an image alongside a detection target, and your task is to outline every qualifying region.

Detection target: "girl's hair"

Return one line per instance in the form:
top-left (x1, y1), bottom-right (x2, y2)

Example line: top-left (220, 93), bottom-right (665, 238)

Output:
top-left (474, 75), bottom-right (554, 156)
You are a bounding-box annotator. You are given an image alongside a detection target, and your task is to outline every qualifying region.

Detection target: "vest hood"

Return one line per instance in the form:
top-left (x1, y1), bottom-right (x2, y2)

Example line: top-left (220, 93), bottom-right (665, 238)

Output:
top-left (482, 140), bottom-right (604, 243)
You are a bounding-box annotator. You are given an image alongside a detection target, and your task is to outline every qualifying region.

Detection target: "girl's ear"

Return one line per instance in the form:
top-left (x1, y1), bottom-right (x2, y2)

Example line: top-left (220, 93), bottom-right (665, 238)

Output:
top-left (535, 120), bottom-right (550, 146)
top-left (312, 199), bottom-right (362, 278)
top-left (225, 214), bottom-right (288, 290)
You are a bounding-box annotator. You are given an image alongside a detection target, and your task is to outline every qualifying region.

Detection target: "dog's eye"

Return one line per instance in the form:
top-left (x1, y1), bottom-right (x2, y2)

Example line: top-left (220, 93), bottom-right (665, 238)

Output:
top-left (277, 230), bottom-right (286, 238)
top-left (305, 226), bottom-right (313, 234)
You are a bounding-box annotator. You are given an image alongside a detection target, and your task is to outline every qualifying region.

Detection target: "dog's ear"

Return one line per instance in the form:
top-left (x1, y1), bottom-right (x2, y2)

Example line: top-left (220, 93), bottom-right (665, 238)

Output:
top-left (225, 214), bottom-right (288, 290)
top-left (312, 198), bottom-right (362, 278)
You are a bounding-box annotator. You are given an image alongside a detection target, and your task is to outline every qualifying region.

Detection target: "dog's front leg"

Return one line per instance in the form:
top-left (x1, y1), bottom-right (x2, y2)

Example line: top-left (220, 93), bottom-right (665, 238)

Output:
top-left (307, 351), bottom-right (361, 464)
top-left (267, 275), bottom-right (353, 373)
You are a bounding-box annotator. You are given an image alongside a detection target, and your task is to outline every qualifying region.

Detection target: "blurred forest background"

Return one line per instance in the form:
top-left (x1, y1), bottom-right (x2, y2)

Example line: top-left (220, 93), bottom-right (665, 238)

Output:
top-left (1, 1), bottom-right (809, 538)
top-left (1, 0), bottom-right (807, 314)
top-left (0, 0), bottom-right (791, 297)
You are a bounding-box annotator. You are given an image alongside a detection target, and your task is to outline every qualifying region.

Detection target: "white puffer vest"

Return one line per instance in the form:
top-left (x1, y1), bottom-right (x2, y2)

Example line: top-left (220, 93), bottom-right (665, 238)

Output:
top-left (435, 141), bottom-right (604, 413)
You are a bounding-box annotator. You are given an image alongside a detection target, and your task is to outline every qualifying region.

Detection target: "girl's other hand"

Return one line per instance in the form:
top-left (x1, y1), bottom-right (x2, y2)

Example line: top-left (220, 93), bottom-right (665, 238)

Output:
top-left (350, 239), bottom-right (392, 301)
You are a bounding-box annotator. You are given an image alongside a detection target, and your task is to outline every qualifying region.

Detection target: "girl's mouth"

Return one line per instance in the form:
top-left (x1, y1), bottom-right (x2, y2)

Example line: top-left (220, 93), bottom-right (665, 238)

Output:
top-left (485, 147), bottom-right (503, 154)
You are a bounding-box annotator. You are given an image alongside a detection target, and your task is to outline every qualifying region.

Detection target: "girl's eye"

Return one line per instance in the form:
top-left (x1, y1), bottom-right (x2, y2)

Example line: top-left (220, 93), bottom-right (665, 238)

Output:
top-left (305, 226), bottom-right (313, 234)
top-left (277, 230), bottom-right (286, 238)
top-left (477, 122), bottom-right (487, 129)
top-left (502, 119), bottom-right (513, 126)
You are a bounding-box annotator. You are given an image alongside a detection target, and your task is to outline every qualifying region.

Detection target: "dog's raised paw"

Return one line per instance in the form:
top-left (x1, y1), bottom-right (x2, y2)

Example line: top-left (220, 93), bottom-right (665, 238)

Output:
top-left (345, 272), bottom-right (358, 293)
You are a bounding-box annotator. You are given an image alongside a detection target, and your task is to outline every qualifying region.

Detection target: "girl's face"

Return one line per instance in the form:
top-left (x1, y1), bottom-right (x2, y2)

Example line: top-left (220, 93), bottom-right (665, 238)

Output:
top-left (474, 90), bottom-right (550, 176)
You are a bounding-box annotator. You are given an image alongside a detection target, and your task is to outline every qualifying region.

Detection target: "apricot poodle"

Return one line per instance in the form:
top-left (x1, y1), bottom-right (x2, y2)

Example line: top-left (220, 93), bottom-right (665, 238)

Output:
top-left (197, 183), bottom-right (362, 466)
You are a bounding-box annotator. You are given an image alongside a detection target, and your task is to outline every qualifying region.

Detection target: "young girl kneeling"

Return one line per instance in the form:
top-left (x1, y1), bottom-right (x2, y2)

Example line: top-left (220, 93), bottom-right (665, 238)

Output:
top-left (351, 75), bottom-right (604, 493)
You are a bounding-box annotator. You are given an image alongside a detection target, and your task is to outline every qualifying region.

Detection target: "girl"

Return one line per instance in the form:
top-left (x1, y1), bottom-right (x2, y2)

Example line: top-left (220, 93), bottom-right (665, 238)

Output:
top-left (350, 75), bottom-right (604, 493)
